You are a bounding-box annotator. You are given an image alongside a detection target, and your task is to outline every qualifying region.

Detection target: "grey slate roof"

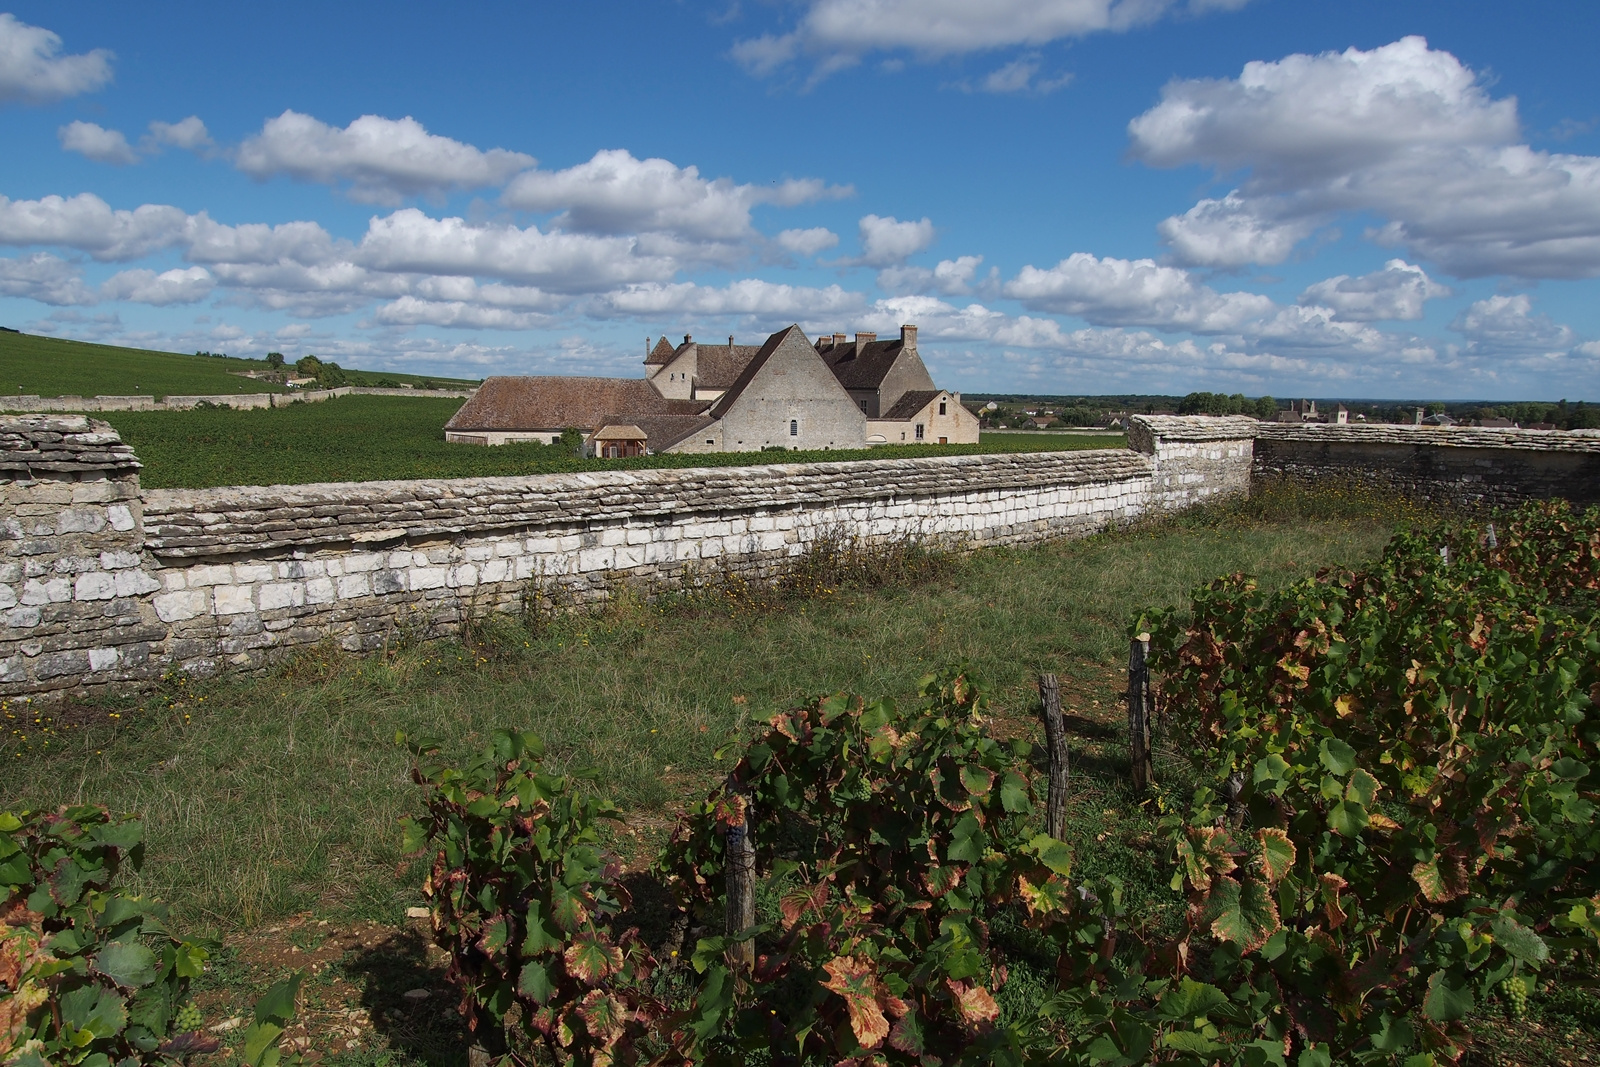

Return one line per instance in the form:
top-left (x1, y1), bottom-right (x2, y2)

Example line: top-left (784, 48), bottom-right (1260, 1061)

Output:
top-left (816, 337), bottom-right (908, 390)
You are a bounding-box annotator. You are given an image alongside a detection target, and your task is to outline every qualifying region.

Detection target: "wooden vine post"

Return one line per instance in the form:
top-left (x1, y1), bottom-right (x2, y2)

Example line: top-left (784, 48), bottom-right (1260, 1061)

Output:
top-left (1037, 673), bottom-right (1069, 840)
top-left (725, 789), bottom-right (757, 970)
top-left (1127, 633), bottom-right (1156, 791)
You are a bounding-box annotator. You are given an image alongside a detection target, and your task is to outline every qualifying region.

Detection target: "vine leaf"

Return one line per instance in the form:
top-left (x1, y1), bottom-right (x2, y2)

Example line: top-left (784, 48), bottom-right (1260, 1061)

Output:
top-left (1208, 877), bottom-right (1281, 954)
top-left (1255, 828), bottom-right (1296, 884)
top-left (823, 955), bottom-right (891, 1049)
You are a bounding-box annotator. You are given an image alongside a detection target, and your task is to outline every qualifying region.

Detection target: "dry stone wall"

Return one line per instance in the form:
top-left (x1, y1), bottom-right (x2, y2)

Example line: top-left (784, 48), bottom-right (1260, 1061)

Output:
top-left (0, 412), bottom-right (1259, 699)
top-left (0, 387), bottom-right (355, 413)
top-left (1253, 423), bottom-right (1600, 507)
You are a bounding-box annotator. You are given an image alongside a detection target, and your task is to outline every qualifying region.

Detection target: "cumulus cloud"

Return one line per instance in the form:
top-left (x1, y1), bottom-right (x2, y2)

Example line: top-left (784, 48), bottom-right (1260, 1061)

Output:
top-left (236, 110), bottom-right (535, 204)
top-left (776, 226), bottom-right (840, 256)
top-left (100, 266), bottom-right (215, 305)
top-left (145, 116), bottom-right (213, 152)
top-left (1003, 252), bottom-right (1272, 331)
top-left (1298, 260), bottom-right (1450, 321)
top-left (502, 149), bottom-right (849, 242)
top-left (0, 253), bottom-right (96, 305)
top-left (1129, 36), bottom-right (1600, 278)
top-left (732, 0), bottom-right (1250, 79)
top-left (372, 296), bottom-right (554, 331)
top-left (0, 193), bottom-right (189, 261)
top-left (595, 278), bottom-right (865, 320)
top-left (877, 255), bottom-right (986, 295)
top-left (58, 121), bottom-right (137, 165)
top-left (0, 14), bottom-right (113, 104)
top-left (1450, 294), bottom-right (1577, 356)
top-left (857, 214), bottom-right (935, 266)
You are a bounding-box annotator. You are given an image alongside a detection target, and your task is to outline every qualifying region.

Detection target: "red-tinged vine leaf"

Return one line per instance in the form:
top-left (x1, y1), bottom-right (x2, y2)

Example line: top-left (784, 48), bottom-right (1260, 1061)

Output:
top-left (823, 955), bottom-right (890, 1050)
top-left (781, 881), bottom-right (829, 930)
top-left (158, 1031), bottom-right (223, 1056)
top-left (1333, 693), bottom-right (1361, 717)
top-left (1367, 811), bottom-right (1401, 832)
top-left (946, 978), bottom-right (1000, 1027)
top-left (713, 793), bottom-right (747, 829)
top-left (577, 988), bottom-right (627, 1043)
top-left (1181, 826), bottom-right (1237, 891)
top-left (923, 863), bottom-right (964, 899)
top-left (529, 1003), bottom-right (559, 1036)
top-left (1412, 855), bottom-right (1468, 903)
top-left (867, 724), bottom-right (901, 760)
top-left (929, 766), bottom-right (971, 812)
top-left (1344, 767), bottom-right (1380, 808)
top-left (959, 764), bottom-right (996, 798)
top-left (1017, 873), bottom-right (1072, 917)
top-left (1319, 872), bottom-right (1348, 928)
top-left (550, 887), bottom-right (589, 933)
top-left (565, 937), bottom-right (624, 983)
top-left (1207, 876), bottom-right (1281, 954)
top-left (1255, 828), bottom-right (1296, 883)
top-left (888, 1009), bottom-right (926, 1055)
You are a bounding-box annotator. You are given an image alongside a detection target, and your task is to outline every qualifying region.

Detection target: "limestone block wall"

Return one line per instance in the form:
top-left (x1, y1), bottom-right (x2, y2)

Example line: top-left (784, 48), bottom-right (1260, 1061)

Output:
top-left (0, 387), bottom-right (353, 414)
top-left (139, 449), bottom-right (1159, 676)
top-left (0, 412), bottom-right (1258, 699)
top-left (1253, 424), bottom-right (1600, 507)
top-left (1128, 415), bottom-right (1257, 510)
top-left (0, 417), bottom-right (165, 696)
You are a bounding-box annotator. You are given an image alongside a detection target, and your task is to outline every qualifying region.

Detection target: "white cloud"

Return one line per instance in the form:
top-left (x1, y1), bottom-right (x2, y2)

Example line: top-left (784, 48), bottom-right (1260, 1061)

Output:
top-left (966, 54), bottom-right (1073, 95)
top-left (857, 214), bottom-right (935, 266)
top-left (776, 226), bottom-right (840, 256)
top-left (1003, 252), bottom-right (1272, 331)
top-left (502, 149), bottom-right (849, 242)
top-left (145, 116), bottom-right (213, 152)
top-left (1129, 36), bottom-right (1600, 278)
top-left (0, 193), bottom-right (189, 261)
top-left (0, 14), bottom-right (113, 104)
top-left (235, 110), bottom-right (535, 204)
top-left (58, 121), bottom-right (137, 165)
top-left (0, 253), bottom-right (96, 305)
top-left (877, 255), bottom-right (985, 295)
top-left (733, 0), bottom-right (1251, 78)
top-left (1450, 294), bottom-right (1576, 356)
top-left (1298, 260), bottom-right (1450, 321)
top-left (354, 208), bottom-right (677, 292)
top-left (372, 296), bottom-right (553, 331)
top-left (101, 266), bottom-right (215, 306)
top-left (595, 278), bottom-right (865, 320)
top-left (1155, 193), bottom-right (1316, 268)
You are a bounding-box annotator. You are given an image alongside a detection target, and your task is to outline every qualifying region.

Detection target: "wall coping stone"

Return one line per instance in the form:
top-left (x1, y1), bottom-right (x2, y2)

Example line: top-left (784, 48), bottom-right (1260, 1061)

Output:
top-left (0, 414), bottom-right (142, 475)
top-left (1255, 422), bottom-right (1600, 453)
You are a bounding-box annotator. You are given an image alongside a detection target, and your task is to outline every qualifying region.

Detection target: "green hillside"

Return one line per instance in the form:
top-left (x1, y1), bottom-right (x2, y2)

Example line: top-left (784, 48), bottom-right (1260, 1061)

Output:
top-left (0, 330), bottom-right (479, 398)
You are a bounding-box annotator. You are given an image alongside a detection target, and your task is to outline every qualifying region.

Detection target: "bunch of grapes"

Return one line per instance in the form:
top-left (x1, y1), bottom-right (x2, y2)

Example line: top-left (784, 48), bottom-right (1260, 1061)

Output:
top-left (1500, 974), bottom-right (1530, 1019)
top-left (174, 1001), bottom-right (205, 1032)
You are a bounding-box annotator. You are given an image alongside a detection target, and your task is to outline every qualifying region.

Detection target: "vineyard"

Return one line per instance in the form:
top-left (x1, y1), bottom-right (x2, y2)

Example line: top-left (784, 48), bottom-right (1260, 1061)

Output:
top-left (102, 395), bottom-right (1121, 489)
top-left (3, 497), bottom-right (1596, 1064)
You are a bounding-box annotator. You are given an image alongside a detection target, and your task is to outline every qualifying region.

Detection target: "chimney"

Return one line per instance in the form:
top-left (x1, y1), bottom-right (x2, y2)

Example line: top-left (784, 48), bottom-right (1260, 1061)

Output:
top-left (728, 335), bottom-right (734, 346)
top-left (855, 332), bottom-right (877, 348)
top-left (900, 324), bottom-right (918, 349)
top-left (684, 334), bottom-right (693, 344)
top-left (833, 332), bottom-right (847, 346)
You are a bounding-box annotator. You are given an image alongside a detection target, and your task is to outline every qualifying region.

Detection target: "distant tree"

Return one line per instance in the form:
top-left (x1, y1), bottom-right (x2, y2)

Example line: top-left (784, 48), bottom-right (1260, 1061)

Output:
top-left (418, 379), bottom-right (438, 391)
top-left (558, 427), bottom-right (585, 455)
top-left (1566, 402), bottom-right (1600, 430)
top-left (266, 352), bottom-right (285, 369)
top-left (295, 355), bottom-right (323, 377)
top-left (316, 361), bottom-right (348, 387)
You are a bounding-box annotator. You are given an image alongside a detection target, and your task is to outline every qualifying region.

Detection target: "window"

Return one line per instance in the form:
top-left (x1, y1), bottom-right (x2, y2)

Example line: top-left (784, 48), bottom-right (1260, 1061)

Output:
top-left (938, 401), bottom-right (947, 415)
top-left (790, 419), bottom-right (798, 436)
top-left (858, 399), bottom-right (869, 413)
top-left (705, 438), bottom-right (715, 445)
top-left (915, 423), bottom-right (925, 440)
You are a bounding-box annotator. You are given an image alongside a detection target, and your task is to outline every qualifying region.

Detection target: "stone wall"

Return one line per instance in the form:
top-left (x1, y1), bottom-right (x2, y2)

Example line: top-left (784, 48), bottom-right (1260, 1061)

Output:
top-left (1253, 424), bottom-right (1600, 507)
top-left (0, 417), bottom-right (165, 696)
top-left (0, 387), bottom-right (354, 413)
top-left (1128, 415), bottom-right (1257, 510)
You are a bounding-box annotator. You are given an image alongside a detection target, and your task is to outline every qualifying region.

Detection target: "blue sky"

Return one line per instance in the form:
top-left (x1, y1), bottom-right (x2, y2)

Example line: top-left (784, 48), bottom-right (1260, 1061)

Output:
top-left (2, 1), bottom-right (1598, 400)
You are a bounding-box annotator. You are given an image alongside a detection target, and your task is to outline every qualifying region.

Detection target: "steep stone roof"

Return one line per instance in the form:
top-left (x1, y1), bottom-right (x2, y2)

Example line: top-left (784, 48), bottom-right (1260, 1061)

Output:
top-left (645, 337), bottom-right (677, 366)
top-left (817, 336), bottom-right (910, 390)
top-left (879, 389), bottom-right (941, 421)
top-left (709, 326), bottom-right (809, 419)
top-left (444, 376), bottom-right (709, 432)
top-left (692, 343), bottom-right (764, 390)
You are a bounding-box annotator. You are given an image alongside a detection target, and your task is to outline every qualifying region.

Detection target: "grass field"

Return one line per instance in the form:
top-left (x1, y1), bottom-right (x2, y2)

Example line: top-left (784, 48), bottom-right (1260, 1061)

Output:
top-left (6, 486), bottom-right (1594, 1064)
top-left (0, 330), bottom-right (478, 398)
top-left (100, 395), bottom-right (1124, 488)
